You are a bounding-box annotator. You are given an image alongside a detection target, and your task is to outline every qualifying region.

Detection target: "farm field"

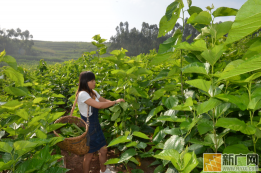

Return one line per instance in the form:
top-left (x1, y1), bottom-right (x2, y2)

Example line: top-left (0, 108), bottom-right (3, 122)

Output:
top-left (9, 40), bottom-right (110, 66)
top-left (1, 0), bottom-right (261, 173)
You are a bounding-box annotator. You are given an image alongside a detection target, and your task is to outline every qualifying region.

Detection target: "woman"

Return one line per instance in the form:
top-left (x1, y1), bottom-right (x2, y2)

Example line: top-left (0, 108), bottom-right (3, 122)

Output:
top-left (77, 71), bottom-right (125, 173)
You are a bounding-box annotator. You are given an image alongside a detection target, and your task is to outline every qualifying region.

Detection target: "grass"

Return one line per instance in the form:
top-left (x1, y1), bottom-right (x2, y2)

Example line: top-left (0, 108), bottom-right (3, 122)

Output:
top-left (8, 40), bottom-right (111, 66)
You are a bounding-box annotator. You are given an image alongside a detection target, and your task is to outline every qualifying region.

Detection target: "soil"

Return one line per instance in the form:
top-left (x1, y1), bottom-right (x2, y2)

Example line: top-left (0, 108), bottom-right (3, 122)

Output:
top-left (61, 149), bottom-right (157, 173)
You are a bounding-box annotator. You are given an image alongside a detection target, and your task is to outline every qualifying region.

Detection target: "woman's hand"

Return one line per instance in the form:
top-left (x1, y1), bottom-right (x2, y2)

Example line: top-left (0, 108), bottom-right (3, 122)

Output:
top-left (116, 98), bottom-right (125, 104)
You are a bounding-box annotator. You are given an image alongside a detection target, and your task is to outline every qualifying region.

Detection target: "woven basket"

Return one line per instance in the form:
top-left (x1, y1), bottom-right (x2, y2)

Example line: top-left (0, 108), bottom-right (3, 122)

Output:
top-left (53, 115), bottom-right (89, 155)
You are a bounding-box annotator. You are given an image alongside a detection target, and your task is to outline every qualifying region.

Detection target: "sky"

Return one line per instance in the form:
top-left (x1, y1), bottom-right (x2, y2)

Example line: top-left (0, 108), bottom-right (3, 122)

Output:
top-left (0, 0), bottom-right (248, 42)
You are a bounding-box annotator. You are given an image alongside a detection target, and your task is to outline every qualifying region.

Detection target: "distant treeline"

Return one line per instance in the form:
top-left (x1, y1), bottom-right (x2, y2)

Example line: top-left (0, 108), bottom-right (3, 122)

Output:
top-left (0, 28), bottom-right (34, 55)
top-left (109, 19), bottom-right (199, 56)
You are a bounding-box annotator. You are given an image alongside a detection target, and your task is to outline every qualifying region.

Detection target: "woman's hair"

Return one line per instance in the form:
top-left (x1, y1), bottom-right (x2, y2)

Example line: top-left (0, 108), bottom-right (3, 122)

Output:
top-left (77, 71), bottom-right (97, 98)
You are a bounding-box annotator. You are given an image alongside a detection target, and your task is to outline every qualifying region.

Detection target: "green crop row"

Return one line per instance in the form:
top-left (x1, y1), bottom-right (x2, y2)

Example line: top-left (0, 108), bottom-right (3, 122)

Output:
top-left (1, 0), bottom-right (261, 172)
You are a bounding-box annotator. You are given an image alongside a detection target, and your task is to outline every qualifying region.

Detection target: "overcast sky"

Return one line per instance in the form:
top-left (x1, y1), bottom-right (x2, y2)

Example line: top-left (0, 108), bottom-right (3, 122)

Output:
top-left (0, 0), bottom-right (247, 42)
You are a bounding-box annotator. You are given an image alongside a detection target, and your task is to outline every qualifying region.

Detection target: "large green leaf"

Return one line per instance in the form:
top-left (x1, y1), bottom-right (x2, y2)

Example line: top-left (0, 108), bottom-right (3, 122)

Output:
top-left (196, 98), bottom-right (222, 115)
top-left (212, 7), bottom-right (238, 17)
top-left (153, 130), bottom-right (166, 144)
top-left (104, 158), bottom-right (120, 165)
top-left (4, 87), bottom-right (31, 97)
top-left (225, 0), bottom-right (261, 44)
top-left (210, 21), bottom-right (233, 39)
top-left (215, 94), bottom-right (248, 111)
top-left (132, 131), bottom-right (150, 140)
top-left (118, 148), bottom-right (137, 163)
top-left (107, 135), bottom-right (131, 147)
top-left (201, 44), bottom-right (226, 66)
top-left (153, 149), bottom-right (180, 170)
top-left (0, 142), bottom-right (13, 153)
top-left (129, 86), bottom-right (148, 98)
top-left (158, 0), bottom-right (183, 37)
top-left (163, 135), bottom-right (185, 153)
top-left (188, 144), bottom-right (207, 155)
top-left (3, 67), bottom-right (24, 86)
top-left (218, 55), bottom-right (261, 81)
top-left (158, 29), bottom-right (182, 54)
top-left (15, 158), bottom-right (45, 173)
top-left (14, 141), bottom-right (38, 157)
top-left (150, 52), bottom-right (173, 65)
top-left (152, 88), bottom-right (166, 101)
top-left (223, 144), bottom-right (250, 154)
top-left (1, 100), bottom-right (23, 110)
top-left (172, 97), bottom-right (193, 111)
top-left (215, 118), bottom-right (246, 132)
top-left (145, 106), bottom-right (163, 123)
top-left (164, 96), bottom-right (179, 109)
top-left (185, 79), bottom-right (211, 93)
top-left (16, 109), bottom-right (29, 120)
top-left (111, 111), bottom-right (121, 121)
top-left (0, 55), bottom-right (17, 70)
top-left (187, 6), bottom-right (203, 16)
top-left (183, 152), bottom-right (199, 173)
top-left (197, 119), bottom-right (213, 135)
top-left (182, 62), bottom-right (209, 75)
top-left (187, 11), bottom-right (212, 25)
top-left (174, 40), bottom-right (207, 51)
top-left (243, 38), bottom-right (261, 59)
top-left (0, 160), bottom-right (16, 171)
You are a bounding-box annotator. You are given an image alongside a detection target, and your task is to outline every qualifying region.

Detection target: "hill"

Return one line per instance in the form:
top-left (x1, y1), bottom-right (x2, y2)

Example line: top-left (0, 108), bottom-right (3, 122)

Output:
top-left (9, 40), bottom-right (110, 66)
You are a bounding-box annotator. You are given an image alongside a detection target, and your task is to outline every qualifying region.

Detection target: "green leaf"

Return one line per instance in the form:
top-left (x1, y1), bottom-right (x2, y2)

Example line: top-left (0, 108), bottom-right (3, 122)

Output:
top-left (188, 144), bottom-right (207, 155)
top-left (129, 86), bottom-right (148, 98)
top-left (119, 102), bottom-right (129, 111)
top-left (0, 160), bottom-right (16, 171)
top-left (158, 29), bottom-right (182, 54)
top-left (187, 6), bottom-right (203, 16)
top-left (118, 148), bottom-right (137, 163)
top-left (210, 21), bottom-right (233, 39)
top-left (104, 158), bottom-right (120, 165)
top-left (243, 38), bottom-right (261, 59)
top-left (212, 7), bottom-right (238, 17)
top-left (187, 11), bottom-right (212, 25)
top-left (109, 105), bottom-right (121, 113)
top-left (197, 119), bottom-right (213, 135)
top-left (223, 144), bottom-right (250, 154)
top-left (153, 149), bottom-right (179, 162)
top-left (126, 141), bottom-right (138, 147)
top-left (152, 69), bottom-right (170, 81)
top-left (14, 141), bottom-right (38, 157)
top-left (145, 106), bottom-right (163, 123)
top-left (150, 52), bottom-right (173, 65)
top-left (3, 67), bottom-right (24, 86)
top-left (154, 165), bottom-right (165, 173)
top-left (33, 97), bottom-right (44, 103)
top-left (36, 129), bottom-right (47, 139)
top-left (158, 1), bottom-right (182, 37)
top-left (215, 103), bottom-right (231, 118)
top-left (129, 157), bottom-right (140, 165)
top-left (197, 98), bottom-right (222, 115)
top-left (0, 142), bottom-right (13, 153)
top-left (4, 87), bottom-right (31, 97)
top-left (153, 130), bottom-right (166, 144)
top-left (241, 124), bottom-right (256, 135)
top-left (152, 88), bottom-right (166, 101)
top-left (201, 44), bottom-right (226, 66)
top-left (182, 62), bottom-right (209, 75)
top-left (225, 0), bottom-right (261, 44)
top-left (108, 135), bottom-right (131, 147)
top-left (215, 94), bottom-right (248, 111)
top-left (16, 109), bottom-right (29, 120)
top-left (15, 158), bottom-right (45, 173)
top-left (163, 135), bottom-right (185, 153)
top-left (131, 169), bottom-right (144, 173)
top-left (172, 97), bottom-right (193, 111)
top-left (185, 79), bottom-right (211, 93)
top-left (215, 118), bottom-right (246, 131)
top-left (136, 142), bottom-right (147, 149)
top-left (218, 55), bottom-right (261, 81)
top-left (174, 40), bottom-right (207, 51)
top-left (132, 131), bottom-right (150, 140)
top-left (111, 111), bottom-right (121, 121)
top-left (1, 100), bottom-right (22, 110)
top-left (0, 55), bottom-right (17, 70)
top-left (183, 152), bottom-right (198, 173)
top-left (164, 96), bottom-right (179, 109)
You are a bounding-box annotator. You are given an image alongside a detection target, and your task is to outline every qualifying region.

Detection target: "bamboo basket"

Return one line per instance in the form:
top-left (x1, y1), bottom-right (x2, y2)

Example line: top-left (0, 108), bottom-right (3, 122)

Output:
top-left (53, 115), bottom-right (89, 155)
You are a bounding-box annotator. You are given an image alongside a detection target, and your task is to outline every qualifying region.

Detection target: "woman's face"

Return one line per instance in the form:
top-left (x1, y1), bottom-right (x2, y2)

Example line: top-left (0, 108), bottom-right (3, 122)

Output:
top-left (87, 79), bottom-right (96, 89)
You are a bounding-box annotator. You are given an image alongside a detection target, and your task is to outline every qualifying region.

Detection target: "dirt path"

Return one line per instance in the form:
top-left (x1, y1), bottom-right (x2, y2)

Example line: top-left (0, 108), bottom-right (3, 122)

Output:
top-left (61, 149), bottom-right (157, 173)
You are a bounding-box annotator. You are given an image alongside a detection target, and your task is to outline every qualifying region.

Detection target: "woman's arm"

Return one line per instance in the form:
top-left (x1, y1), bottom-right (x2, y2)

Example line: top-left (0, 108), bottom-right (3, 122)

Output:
top-left (99, 96), bottom-right (112, 102)
top-left (84, 98), bottom-right (125, 109)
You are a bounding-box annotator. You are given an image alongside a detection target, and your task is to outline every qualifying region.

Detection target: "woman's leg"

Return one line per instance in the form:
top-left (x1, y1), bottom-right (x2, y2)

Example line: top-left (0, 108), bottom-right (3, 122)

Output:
top-left (99, 146), bottom-right (108, 172)
top-left (83, 152), bottom-right (94, 173)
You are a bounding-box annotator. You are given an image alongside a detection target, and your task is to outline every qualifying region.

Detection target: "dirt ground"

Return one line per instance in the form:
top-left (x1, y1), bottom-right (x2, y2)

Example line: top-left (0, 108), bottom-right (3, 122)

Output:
top-left (61, 148), bottom-right (157, 173)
